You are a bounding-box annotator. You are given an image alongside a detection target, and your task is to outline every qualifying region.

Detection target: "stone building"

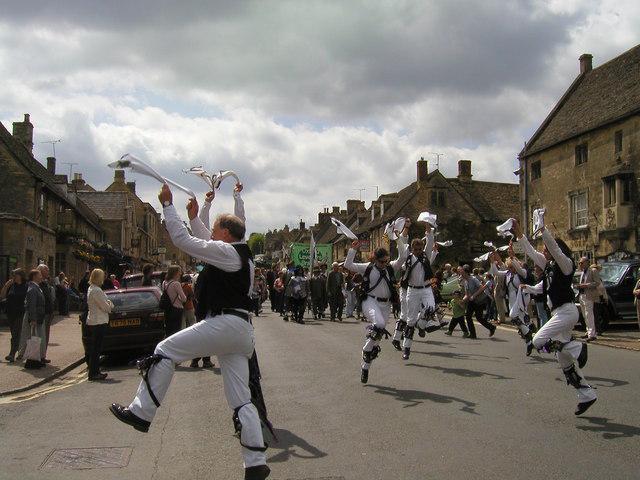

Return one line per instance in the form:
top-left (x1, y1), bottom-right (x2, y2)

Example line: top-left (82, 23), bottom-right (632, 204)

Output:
top-left (0, 115), bottom-right (104, 285)
top-left (328, 159), bottom-right (519, 265)
top-left (518, 45), bottom-right (640, 261)
top-left (103, 170), bottom-right (161, 268)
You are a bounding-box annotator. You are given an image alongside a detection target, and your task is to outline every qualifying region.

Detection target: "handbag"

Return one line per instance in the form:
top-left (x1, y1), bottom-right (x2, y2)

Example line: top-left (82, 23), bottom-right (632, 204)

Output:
top-left (24, 324), bottom-right (42, 365)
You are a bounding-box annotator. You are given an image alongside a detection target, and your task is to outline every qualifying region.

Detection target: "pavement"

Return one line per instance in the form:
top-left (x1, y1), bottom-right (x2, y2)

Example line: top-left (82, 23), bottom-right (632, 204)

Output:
top-left (0, 310), bottom-right (639, 480)
top-left (0, 313), bottom-right (86, 395)
top-left (1, 308), bottom-right (638, 396)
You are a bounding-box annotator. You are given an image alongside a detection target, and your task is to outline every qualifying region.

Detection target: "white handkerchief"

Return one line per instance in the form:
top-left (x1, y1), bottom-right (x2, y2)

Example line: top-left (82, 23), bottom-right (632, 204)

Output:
top-left (496, 245), bottom-right (510, 252)
top-left (212, 170), bottom-right (241, 189)
top-left (417, 211), bottom-right (438, 228)
top-left (473, 252), bottom-right (491, 263)
top-left (483, 241), bottom-right (495, 249)
top-left (393, 217), bottom-right (406, 233)
top-left (436, 240), bottom-right (453, 247)
top-left (110, 154), bottom-right (196, 198)
top-left (532, 208), bottom-right (546, 238)
top-left (331, 218), bottom-right (358, 240)
top-left (497, 218), bottom-right (515, 237)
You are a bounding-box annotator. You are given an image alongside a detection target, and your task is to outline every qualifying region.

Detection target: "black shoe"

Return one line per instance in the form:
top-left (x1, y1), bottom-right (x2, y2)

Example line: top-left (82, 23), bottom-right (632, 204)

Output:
top-left (489, 326), bottom-right (496, 337)
top-left (391, 340), bottom-right (402, 351)
top-left (298, 319), bottom-right (306, 324)
top-left (89, 372), bottom-right (108, 381)
top-left (5, 355), bottom-right (14, 363)
top-left (444, 330), bottom-right (452, 336)
top-left (109, 403), bottom-right (150, 432)
top-left (202, 359), bottom-right (214, 368)
top-left (526, 343), bottom-right (534, 357)
top-left (418, 328), bottom-right (426, 338)
top-left (580, 333), bottom-right (589, 339)
top-left (468, 335), bottom-right (477, 339)
top-left (41, 358), bottom-right (51, 364)
top-left (577, 343), bottom-right (588, 369)
top-left (402, 348), bottom-right (410, 360)
top-left (360, 368), bottom-right (369, 384)
top-left (245, 464), bottom-right (271, 480)
top-left (190, 360), bottom-right (200, 368)
top-left (575, 398), bottom-right (597, 416)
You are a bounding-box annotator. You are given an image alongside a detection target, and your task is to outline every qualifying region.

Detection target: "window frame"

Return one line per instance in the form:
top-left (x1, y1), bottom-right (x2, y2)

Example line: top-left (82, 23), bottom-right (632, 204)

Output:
top-left (614, 130), bottom-right (623, 155)
top-left (531, 160), bottom-right (541, 181)
top-left (575, 143), bottom-right (588, 166)
top-left (569, 190), bottom-right (588, 229)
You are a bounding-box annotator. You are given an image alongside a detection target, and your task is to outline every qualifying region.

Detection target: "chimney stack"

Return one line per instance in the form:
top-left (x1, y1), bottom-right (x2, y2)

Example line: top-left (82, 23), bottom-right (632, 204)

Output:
top-left (71, 172), bottom-right (86, 189)
top-left (12, 114), bottom-right (34, 153)
top-left (457, 160), bottom-right (473, 182)
top-left (114, 170), bottom-right (125, 183)
top-left (46, 156), bottom-right (56, 174)
top-left (127, 181), bottom-right (136, 194)
top-left (579, 53), bottom-right (593, 74)
top-left (299, 220), bottom-right (305, 231)
top-left (332, 206), bottom-right (340, 215)
top-left (417, 157), bottom-right (429, 185)
top-left (346, 199), bottom-right (365, 215)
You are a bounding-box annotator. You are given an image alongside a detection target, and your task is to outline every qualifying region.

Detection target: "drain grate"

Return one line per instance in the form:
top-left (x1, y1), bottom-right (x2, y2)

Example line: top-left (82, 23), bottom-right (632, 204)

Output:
top-left (41, 447), bottom-right (133, 470)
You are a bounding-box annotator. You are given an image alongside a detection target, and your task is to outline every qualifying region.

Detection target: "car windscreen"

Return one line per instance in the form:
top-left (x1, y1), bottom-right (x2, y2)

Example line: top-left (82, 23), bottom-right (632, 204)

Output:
top-left (108, 291), bottom-right (159, 312)
top-left (599, 264), bottom-right (628, 284)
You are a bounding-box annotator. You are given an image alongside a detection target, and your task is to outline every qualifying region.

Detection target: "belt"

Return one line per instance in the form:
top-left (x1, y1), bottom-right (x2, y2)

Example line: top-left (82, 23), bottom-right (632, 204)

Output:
top-left (367, 294), bottom-right (389, 303)
top-left (213, 309), bottom-right (250, 322)
top-left (408, 285), bottom-right (430, 289)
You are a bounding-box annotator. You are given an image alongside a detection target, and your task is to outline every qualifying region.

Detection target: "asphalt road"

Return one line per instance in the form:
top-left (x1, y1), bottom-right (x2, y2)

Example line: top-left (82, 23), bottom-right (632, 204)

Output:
top-left (1, 310), bottom-right (639, 480)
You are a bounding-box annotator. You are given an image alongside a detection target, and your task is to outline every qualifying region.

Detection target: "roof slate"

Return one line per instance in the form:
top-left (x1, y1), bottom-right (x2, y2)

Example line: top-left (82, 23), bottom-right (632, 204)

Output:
top-left (77, 192), bottom-right (129, 220)
top-left (523, 44), bottom-right (640, 156)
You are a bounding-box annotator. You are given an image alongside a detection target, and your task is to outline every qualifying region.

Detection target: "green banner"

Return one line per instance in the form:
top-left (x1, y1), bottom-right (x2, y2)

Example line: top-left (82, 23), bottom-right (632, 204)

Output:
top-left (291, 243), bottom-right (333, 267)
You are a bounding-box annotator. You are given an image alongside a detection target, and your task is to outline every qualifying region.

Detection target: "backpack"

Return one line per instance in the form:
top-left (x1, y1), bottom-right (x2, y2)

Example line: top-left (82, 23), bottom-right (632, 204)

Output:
top-left (159, 281), bottom-right (178, 311)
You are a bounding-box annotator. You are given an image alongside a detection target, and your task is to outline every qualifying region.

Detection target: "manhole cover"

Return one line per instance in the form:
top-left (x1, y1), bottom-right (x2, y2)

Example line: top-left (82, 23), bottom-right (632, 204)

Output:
top-left (41, 447), bottom-right (133, 470)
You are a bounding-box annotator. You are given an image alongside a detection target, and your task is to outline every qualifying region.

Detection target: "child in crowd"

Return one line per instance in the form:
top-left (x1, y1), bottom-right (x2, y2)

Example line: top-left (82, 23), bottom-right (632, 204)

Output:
top-left (445, 290), bottom-right (469, 337)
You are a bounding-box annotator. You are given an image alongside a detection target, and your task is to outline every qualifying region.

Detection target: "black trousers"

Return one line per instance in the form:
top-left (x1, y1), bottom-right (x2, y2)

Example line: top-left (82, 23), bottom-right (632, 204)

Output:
top-left (86, 323), bottom-right (107, 376)
top-left (7, 312), bottom-right (23, 356)
top-left (165, 307), bottom-right (183, 337)
top-left (328, 294), bottom-right (344, 320)
top-left (465, 301), bottom-right (493, 338)
top-left (290, 297), bottom-right (306, 322)
top-left (448, 315), bottom-right (468, 334)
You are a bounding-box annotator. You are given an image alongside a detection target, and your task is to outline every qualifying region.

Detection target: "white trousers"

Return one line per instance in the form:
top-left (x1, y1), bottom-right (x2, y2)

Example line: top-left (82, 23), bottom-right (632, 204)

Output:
top-left (128, 313), bottom-right (266, 468)
top-left (361, 297), bottom-right (391, 370)
top-left (403, 286), bottom-right (436, 349)
top-left (580, 296), bottom-right (596, 338)
top-left (392, 288), bottom-right (408, 342)
top-left (532, 303), bottom-right (597, 403)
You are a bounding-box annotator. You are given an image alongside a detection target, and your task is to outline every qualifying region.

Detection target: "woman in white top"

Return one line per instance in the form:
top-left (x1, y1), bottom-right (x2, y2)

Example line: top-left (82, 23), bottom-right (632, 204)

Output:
top-left (87, 268), bottom-right (113, 381)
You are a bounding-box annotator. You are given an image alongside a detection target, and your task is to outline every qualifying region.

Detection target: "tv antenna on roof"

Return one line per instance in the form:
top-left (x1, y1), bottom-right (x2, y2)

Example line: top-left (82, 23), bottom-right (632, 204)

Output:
top-left (429, 152), bottom-right (444, 171)
top-left (41, 139), bottom-right (62, 157)
top-left (353, 188), bottom-right (365, 201)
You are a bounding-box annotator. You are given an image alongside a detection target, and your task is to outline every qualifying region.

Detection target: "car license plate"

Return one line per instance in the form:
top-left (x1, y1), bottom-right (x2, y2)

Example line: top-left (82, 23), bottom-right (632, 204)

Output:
top-left (110, 318), bottom-right (141, 328)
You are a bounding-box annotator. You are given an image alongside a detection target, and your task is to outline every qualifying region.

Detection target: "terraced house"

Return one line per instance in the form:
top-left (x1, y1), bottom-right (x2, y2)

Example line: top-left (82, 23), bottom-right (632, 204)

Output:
top-left (518, 45), bottom-right (640, 261)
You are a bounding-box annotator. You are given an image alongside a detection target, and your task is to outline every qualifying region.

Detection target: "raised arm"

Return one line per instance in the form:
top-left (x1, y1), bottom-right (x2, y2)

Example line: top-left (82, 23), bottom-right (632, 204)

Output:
top-left (198, 194), bottom-right (213, 231)
top-left (541, 229), bottom-right (573, 275)
top-left (344, 244), bottom-right (369, 275)
top-left (390, 234), bottom-right (409, 272)
top-left (234, 189), bottom-right (246, 224)
top-left (521, 280), bottom-right (543, 295)
top-left (516, 234), bottom-right (547, 270)
top-left (510, 256), bottom-right (527, 279)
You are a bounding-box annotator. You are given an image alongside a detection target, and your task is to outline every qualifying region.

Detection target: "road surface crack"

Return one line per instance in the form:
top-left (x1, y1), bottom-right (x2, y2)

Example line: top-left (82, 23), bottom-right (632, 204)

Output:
top-left (151, 407), bottom-right (171, 480)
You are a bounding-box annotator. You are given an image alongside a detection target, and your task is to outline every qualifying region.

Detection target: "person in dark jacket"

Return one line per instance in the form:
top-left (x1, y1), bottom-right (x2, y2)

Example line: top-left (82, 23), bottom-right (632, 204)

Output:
top-left (1, 268), bottom-right (28, 362)
top-left (16, 269), bottom-right (46, 367)
top-left (142, 263), bottom-right (154, 287)
top-left (265, 267), bottom-right (276, 312)
top-left (326, 262), bottom-right (345, 321)
top-left (37, 264), bottom-right (54, 363)
top-left (309, 267), bottom-right (327, 319)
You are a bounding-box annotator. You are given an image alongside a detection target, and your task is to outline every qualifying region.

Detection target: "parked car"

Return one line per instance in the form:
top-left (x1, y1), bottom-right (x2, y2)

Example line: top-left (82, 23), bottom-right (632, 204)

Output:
top-left (598, 260), bottom-right (640, 326)
top-left (121, 271), bottom-right (165, 289)
top-left (81, 286), bottom-right (165, 355)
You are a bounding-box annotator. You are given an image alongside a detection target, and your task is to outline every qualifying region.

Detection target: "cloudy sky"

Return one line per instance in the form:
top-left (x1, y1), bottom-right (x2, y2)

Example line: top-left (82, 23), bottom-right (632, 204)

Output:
top-left (1, 0), bottom-right (639, 234)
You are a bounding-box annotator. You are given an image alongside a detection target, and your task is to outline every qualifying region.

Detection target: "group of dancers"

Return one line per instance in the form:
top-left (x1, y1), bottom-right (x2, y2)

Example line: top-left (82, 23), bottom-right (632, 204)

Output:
top-left (346, 215), bottom-right (597, 418)
top-left (106, 180), bottom-right (597, 480)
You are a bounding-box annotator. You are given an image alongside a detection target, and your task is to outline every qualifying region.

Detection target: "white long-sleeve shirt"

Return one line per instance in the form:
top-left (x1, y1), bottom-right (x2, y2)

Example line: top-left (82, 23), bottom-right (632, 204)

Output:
top-left (164, 205), bottom-right (254, 296)
top-left (517, 229), bottom-right (573, 276)
top-left (344, 236), bottom-right (408, 299)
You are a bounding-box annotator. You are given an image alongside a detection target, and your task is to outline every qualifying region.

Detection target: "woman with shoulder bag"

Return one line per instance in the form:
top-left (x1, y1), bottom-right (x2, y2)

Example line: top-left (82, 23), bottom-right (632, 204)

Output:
top-left (87, 268), bottom-right (113, 381)
top-left (16, 269), bottom-right (46, 368)
top-left (161, 265), bottom-right (186, 337)
top-left (1, 268), bottom-right (28, 362)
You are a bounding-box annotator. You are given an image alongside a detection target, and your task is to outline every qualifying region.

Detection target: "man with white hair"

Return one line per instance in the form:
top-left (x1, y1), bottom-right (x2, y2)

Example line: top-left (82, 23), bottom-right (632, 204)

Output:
top-left (576, 257), bottom-right (601, 342)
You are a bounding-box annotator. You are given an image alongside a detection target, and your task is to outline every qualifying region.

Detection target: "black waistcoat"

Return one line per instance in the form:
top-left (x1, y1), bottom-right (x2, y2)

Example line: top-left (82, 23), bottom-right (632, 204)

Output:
top-left (401, 253), bottom-right (433, 286)
top-left (195, 243), bottom-right (254, 320)
top-left (543, 260), bottom-right (575, 311)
